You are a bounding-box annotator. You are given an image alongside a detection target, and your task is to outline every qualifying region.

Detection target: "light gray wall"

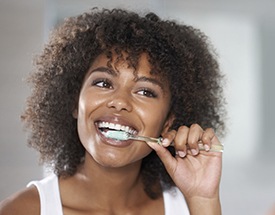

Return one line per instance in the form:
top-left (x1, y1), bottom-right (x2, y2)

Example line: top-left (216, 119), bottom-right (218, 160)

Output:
top-left (1, 1), bottom-right (275, 214)
top-left (0, 0), bottom-right (44, 198)
top-left (261, 19), bottom-right (275, 155)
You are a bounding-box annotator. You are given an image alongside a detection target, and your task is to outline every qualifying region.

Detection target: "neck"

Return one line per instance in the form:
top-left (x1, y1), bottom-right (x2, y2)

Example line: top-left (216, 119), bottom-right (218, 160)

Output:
top-left (63, 152), bottom-right (148, 210)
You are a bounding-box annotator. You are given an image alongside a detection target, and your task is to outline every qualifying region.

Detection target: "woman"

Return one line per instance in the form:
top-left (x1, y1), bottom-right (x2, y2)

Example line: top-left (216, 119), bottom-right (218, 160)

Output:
top-left (0, 8), bottom-right (225, 214)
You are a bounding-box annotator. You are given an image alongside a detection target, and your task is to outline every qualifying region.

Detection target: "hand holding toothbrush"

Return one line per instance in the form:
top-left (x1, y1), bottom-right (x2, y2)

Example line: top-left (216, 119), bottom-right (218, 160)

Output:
top-left (146, 124), bottom-right (223, 215)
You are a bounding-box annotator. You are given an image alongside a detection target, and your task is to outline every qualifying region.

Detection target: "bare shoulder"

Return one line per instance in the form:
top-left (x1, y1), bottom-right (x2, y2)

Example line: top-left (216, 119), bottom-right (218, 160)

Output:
top-left (0, 185), bottom-right (40, 215)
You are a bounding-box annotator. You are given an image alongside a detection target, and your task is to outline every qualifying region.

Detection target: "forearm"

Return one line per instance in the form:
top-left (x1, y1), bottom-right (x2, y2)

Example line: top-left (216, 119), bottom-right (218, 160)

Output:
top-left (186, 196), bottom-right (222, 215)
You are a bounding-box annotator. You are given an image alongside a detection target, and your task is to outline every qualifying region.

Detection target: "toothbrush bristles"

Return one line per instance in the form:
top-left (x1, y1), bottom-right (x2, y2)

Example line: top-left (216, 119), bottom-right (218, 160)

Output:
top-left (105, 130), bottom-right (131, 141)
top-left (104, 130), bottom-right (161, 144)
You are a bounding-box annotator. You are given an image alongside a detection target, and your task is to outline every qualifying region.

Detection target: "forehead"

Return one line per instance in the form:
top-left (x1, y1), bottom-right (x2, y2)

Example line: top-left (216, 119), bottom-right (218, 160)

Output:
top-left (89, 52), bottom-right (159, 78)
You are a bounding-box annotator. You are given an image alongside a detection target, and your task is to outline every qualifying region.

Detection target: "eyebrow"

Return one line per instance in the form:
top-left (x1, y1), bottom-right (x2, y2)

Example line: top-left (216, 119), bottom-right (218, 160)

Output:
top-left (89, 66), bottom-right (164, 90)
top-left (135, 76), bottom-right (164, 90)
top-left (89, 67), bottom-right (118, 76)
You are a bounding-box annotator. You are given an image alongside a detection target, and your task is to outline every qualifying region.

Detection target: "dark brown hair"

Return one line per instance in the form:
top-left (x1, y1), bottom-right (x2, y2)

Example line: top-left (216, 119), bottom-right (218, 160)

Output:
top-left (22, 8), bottom-right (226, 199)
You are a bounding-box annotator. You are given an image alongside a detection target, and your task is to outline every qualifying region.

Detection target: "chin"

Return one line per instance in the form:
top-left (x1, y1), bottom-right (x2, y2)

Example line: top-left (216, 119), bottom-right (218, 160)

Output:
top-left (92, 150), bottom-right (148, 169)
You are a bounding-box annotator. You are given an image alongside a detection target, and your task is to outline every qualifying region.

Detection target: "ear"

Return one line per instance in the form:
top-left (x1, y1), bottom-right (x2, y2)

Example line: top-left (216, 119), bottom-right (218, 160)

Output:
top-left (72, 96), bottom-right (79, 119)
top-left (72, 108), bottom-right (78, 119)
top-left (72, 100), bottom-right (79, 119)
top-left (161, 113), bottom-right (175, 136)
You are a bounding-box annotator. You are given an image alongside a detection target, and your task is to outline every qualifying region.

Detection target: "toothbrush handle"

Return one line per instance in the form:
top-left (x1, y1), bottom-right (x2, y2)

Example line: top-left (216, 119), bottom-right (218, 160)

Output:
top-left (170, 141), bottom-right (223, 153)
top-left (129, 135), bottom-right (162, 144)
top-left (130, 136), bottom-right (224, 152)
top-left (129, 135), bottom-right (223, 153)
top-left (197, 143), bottom-right (224, 152)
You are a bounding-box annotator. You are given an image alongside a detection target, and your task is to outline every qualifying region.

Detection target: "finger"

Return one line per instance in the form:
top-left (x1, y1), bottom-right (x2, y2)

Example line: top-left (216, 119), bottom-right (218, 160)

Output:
top-left (173, 125), bottom-right (189, 158)
top-left (201, 129), bottom-right (223, 154)
top-left (145, 140), bottom-right (177, 175)
top-left (210, 133), bottom-right (223, 154)
top-left (201, 128), bottom-right (215, 151)
top-left (161, 130), bottom-right (176, 147)
top-left (187, 124), bottom-right (204, 155)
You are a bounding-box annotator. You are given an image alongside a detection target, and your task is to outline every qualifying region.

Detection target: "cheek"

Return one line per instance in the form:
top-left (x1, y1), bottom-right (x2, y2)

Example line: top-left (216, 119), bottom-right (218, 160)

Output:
top-left (76, 94), bottom-right (96, 145)
top-left (137, 102), bottom-right (170, 135)
top-left (77, 98), bottom-right (88, 131)
top-left (77, 90), bottom-right (107, 123)
top-left (79, 90), bottom-right (103, 110)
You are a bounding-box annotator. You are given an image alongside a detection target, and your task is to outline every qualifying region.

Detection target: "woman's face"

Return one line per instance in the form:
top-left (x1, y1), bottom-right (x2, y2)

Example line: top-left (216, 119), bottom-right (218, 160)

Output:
top-left (76, 53), bottom-right (172, 168)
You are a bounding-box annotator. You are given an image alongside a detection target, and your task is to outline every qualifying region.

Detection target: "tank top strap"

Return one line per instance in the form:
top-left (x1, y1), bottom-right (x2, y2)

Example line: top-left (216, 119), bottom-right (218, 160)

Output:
top-left (163, 187), bottom-right (190, 215)
top-left (27, 174), bottom-right (63, 215)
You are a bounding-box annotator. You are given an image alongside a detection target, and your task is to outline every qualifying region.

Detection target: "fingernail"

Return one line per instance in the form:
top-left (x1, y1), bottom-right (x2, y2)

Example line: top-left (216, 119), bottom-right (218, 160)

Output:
top-left (191, 149), bottom-right (198, 155)
top-left (161, 138), bottom-right (170, 147)
top-left (204, 145), bottom-right (210, 151)
top-left (178, 151), bottom-right (186, 157)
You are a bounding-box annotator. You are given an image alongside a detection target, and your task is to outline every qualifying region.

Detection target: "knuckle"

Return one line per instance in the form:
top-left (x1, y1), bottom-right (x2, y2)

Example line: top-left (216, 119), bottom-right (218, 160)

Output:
top-left (178, 125), bottom-right (188, 133)
top-left (205, 127), bottom-right (214, 133)
top-left (202, 135), bottom-right (208, 141)
top-left (202, 135), bottom-right (210, 143)
top-left (190, 123), bottom-right (201, 130)
top-left (164, 130), bottom-right (176, 140)
top-left (189, 140), bottom-right (197, 146)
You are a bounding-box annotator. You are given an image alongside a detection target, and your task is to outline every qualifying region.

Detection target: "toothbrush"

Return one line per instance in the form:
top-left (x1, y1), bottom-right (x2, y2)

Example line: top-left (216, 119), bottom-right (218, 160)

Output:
top-left (104, 130), bottom-right (163, 145)
top-left (104, 130), bottom-right (223, 152)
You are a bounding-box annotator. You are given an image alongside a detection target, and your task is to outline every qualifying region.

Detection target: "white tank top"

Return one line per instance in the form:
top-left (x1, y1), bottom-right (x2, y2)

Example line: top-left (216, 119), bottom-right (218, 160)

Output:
top-left (27, 174), bottom-right (189, 215)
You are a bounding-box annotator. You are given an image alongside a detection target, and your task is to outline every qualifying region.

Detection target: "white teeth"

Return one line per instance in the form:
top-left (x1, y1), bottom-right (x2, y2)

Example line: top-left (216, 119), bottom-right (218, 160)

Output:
top-left (98, 121), bottom-right (136, 134)
top-left (114, 124), bottom-right (121, 130)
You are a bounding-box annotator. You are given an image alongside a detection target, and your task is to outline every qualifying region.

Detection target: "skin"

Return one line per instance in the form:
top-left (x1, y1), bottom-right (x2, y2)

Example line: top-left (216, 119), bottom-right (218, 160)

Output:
top-left (149, 126), bottom-right (223, 214)
top-left (266, 204), bottom-right (275, 215)
top-left (0, 53), bottom-right (222, 215)
top-left (75, 53), bottom-right (172, 169)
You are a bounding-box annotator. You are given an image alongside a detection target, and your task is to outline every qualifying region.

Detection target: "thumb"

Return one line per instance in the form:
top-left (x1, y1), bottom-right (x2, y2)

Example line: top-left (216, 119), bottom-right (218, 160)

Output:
top-left (146, 140), bottom-right (178, 176)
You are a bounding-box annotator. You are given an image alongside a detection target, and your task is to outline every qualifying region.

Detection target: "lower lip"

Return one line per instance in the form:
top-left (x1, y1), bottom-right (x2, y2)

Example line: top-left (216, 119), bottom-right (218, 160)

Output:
top-left (96, 128), bottom-right (133, 147)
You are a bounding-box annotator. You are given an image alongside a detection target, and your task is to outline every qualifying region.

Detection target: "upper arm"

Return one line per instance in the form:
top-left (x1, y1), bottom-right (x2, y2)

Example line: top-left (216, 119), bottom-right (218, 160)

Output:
top-left (0, 185), bottom-right (40, 215)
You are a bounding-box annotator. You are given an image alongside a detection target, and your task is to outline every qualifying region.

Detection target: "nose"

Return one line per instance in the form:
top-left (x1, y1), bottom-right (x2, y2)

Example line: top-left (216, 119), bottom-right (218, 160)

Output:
top-left (106, 91), bottom-right (133, 112)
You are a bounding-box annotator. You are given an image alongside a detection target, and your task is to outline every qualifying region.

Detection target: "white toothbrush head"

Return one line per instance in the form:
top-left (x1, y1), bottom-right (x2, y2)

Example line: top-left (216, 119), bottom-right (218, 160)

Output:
top-left (104, 130), bottom-right (130, 141)
top-left (104, 130), bottom-right (162, 144)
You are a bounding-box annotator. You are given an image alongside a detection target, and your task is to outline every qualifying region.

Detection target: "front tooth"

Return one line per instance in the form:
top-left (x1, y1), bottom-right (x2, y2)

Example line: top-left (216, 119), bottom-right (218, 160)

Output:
top-left (109, 123), bottom-right (115, 129)
top-left (114, 124), bottom-right (122, 130)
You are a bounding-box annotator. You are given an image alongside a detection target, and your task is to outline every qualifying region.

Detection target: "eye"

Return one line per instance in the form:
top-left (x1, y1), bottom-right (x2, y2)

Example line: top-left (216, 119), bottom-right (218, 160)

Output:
top-left (92, 78), bottom-right (113, 89)
top-left (137, 88), bottom-right (157, 98)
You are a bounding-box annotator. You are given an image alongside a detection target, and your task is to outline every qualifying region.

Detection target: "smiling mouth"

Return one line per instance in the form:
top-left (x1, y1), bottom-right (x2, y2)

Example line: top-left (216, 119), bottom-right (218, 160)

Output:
top-left (96, 121), bottom-right (138, 137)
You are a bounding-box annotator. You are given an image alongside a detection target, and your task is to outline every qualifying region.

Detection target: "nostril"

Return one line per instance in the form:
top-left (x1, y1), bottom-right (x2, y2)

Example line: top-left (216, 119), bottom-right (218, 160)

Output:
top-left (106, 97), bottom-right (132, 112)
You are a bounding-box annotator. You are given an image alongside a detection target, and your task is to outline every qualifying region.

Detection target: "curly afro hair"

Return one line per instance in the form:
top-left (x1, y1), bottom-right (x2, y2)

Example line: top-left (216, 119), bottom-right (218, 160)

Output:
top-left (22, 8), bottom-right (226, 199)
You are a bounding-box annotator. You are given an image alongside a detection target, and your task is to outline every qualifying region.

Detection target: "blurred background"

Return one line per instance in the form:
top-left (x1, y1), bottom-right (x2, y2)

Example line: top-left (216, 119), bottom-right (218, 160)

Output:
top-left (0, 0), bottom-right (274, 214)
